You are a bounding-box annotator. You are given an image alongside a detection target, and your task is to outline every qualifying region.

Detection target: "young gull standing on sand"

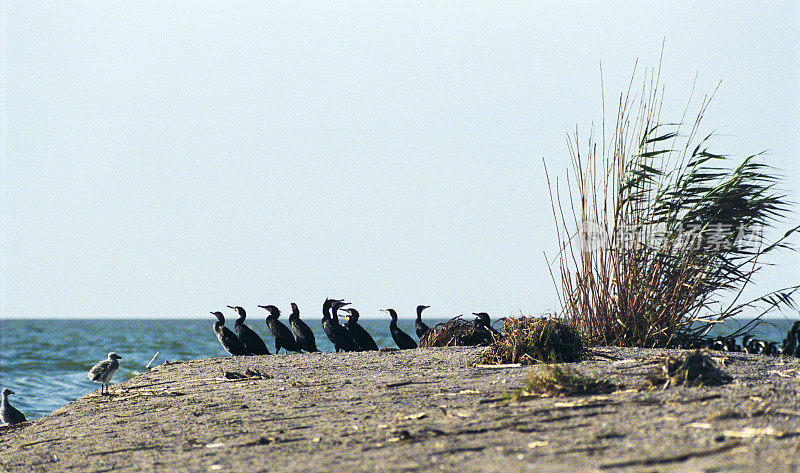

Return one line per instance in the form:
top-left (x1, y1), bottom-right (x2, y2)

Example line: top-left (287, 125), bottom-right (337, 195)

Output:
top-left (87, 352), bottom-right (123, 395)
top-left (1, 388), bottom-right (27, 425)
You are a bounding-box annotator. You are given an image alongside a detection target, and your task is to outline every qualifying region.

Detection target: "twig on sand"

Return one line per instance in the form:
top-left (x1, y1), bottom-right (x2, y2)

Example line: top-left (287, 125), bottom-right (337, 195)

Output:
top-left (771, 407), bottom-right (800, 417)
top-left (599, 442), bottom-right (742, 469)
top-left (86, 445), bottom-right (163, 456)
top-left (383, 380), bottom-right (434, 389)
top-left (18, 437), bottom-right (63, 448)
top-left (146, 351), bottom-right (160, 369)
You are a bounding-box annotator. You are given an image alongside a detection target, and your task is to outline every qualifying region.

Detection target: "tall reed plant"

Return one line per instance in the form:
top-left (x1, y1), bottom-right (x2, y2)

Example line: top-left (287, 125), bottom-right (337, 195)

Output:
top-left (546, 63), bottom-right (799, 347)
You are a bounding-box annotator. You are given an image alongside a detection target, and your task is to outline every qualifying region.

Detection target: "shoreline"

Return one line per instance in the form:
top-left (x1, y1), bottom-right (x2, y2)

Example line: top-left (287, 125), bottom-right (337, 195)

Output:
top-left (2, 346), bottom-right (800, 472)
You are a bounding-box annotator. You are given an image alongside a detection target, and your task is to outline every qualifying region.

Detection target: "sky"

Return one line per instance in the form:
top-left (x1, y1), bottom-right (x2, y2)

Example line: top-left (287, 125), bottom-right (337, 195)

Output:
top-left (1, 2), bottom-right (798, 319)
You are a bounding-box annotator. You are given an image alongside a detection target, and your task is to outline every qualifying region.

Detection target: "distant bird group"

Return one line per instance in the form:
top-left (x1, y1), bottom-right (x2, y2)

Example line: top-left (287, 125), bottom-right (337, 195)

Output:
top-left (8, 308), bottom-right (798, 428)
top-left (208, 300), bottom-right (466, 356)
top-left (701, 321), bottom-right (800, 357)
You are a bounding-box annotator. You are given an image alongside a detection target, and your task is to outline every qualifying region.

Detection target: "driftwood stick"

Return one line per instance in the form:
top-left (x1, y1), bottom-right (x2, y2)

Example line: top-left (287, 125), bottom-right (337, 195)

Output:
top-left (146, 351), bottom-right (160, 369)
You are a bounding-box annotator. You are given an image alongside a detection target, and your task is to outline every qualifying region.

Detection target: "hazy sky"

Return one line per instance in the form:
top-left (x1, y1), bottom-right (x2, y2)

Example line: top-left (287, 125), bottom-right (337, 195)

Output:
top-left (1, 2), bottom-right (798, 318)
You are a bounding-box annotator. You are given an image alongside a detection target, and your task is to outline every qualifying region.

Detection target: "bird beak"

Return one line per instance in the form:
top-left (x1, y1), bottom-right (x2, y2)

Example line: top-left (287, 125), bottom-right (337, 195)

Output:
top-left (227, 305), bottom-right (235, 309)
top-left (258, 305), bottom-right (267, 309)
top-left (210, 311), bottom-right (216, 315)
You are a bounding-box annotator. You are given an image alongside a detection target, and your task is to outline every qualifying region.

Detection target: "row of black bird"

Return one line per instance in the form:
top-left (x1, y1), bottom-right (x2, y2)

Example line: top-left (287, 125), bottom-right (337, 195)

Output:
top-left (701, 321), bottom-right (800, 357)
top-left (211, 299), bottom-right (498, 356)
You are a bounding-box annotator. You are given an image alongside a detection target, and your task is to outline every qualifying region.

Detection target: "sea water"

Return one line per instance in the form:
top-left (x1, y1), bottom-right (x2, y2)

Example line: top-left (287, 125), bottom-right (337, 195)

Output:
top-left (0, 316), bottom-right (796, 420)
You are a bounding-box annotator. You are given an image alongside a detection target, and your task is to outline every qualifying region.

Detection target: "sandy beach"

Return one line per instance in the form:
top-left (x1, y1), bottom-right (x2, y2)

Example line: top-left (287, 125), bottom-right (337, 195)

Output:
top-left (2, 346), bottom-right (800, 472)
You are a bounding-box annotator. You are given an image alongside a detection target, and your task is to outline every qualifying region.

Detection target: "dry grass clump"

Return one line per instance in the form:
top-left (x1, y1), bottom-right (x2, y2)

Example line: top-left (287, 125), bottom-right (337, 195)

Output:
top-left (419, 317), bottom-right (496, 348)
top-left (547, 61), bottom-right (799, 348)
top-left (647, 350), bottom-right (732, 388)
top-left (481, 317), bottom-right (584, 365)
top-left (515, 365), bottom-right (618, 398)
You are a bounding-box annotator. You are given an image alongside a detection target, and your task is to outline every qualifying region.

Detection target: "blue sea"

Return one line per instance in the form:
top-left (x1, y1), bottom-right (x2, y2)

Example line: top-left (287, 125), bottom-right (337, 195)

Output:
top-left (0, 316), bottom-right (796, 421)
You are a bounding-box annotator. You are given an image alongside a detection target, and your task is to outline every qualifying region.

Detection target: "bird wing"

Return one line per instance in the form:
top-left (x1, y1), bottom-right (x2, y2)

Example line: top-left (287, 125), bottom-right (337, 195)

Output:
top-left (88, 360), bottom-right (113, 381)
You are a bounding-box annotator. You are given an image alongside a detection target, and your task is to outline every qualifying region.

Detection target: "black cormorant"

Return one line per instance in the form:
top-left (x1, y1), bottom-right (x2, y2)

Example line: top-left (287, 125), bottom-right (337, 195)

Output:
top-left (321, 298), bottom-right (340, 350)
top-left (329, 300), bottom-right (360, 352)
top-left (87, 352), bottom-right (123, 394)
top-left (321, 299), bottom-right (358, 352)
top-left (741, 335), bottom-right (754, 353)
top-left (211, 311), bottom-right (249, 356)
top-left (227, 306), bottom-right (270, 355)
top-left (383, 308), bottom-right (417, 349)
top-left (344, 308), bottom-right (379, 351)
top-left (415, 305), bottom-right (431, 340)
top-left (259, 305), bottom-right (302, 354)
top-left (473, 312), bottom-right (501, 338)
top-left (288, 302), bottom-right (319, 352)
top-left (781, 321), bottom-right (800, 356)
top-left (1, 388), bottom-right (27, 425)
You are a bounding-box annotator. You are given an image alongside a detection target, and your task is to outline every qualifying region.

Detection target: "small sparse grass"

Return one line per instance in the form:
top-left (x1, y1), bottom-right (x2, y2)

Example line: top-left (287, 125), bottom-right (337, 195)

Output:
top-left (512, 365), bottom-right (618, 399)
top-left (481, 317), bottom-right (584, 365)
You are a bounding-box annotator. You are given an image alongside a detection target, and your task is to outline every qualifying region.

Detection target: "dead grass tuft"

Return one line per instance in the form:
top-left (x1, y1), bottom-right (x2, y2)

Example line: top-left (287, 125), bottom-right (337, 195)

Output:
top-left (647, 350), bottom-right (733, 388)
top-left (419, 316), bottom-right (496, 347)
top-left (481, 317), bottom-right (584, 365)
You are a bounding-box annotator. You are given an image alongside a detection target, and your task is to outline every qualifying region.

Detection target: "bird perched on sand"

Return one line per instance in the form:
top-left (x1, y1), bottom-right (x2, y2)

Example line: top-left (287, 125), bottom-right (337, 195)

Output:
top-left (331, 300), bottom-right (361, 351)
top-left (781, 321), bottom-right (800, 356)
top-left (1, 388), bottom-right (27, 425)
top-left (384, 308), bottom-right (417, 349)
top-left (415, 305), bottom-right (431, 340)
top-left (344, 308), bottom-right (379, 351)
top-left (321, 299), bottom-right (359, 352)
top-left (288, 302), bottom-right (319, 352)
top-left (473, 312), bottom-right (501, 338)
top-left (228, 306), bottom-right (270, 355)
top-left (211, 311), bottom-right (249, 356)
top-left (87, 352), bottom-right (123, 395)
top-left (259, 305), bottom-right (302, 354)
